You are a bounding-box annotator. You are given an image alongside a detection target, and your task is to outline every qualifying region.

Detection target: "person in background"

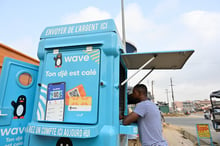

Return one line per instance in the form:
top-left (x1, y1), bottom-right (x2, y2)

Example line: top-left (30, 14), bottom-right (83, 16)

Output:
top-left (122, 84), bottom-right (168, 146)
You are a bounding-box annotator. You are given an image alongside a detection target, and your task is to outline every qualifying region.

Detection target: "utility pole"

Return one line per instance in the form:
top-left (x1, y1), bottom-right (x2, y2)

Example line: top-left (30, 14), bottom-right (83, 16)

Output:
top-left (165, 89), bottom-right (169, 107)
top-left (170, 78), bottom-right (175, 112)
top-left (151, 80), bottom-right (154, 102)
top-left (121, 0), bottom-right (126, 49)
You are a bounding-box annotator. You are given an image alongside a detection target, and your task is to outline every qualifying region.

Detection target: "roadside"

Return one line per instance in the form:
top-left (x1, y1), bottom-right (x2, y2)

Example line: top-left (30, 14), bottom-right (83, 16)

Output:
top-left (179, 125), bottom-right (219, 146)
top-left (164, 112), bottom-right (220, 146)
top-left (163, 123), bottom-right (219, 146)
top-left (163, 123), bottom-right (194, 146)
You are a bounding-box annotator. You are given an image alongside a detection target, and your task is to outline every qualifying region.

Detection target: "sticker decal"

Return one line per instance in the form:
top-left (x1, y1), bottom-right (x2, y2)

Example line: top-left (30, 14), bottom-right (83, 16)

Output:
top-left (84, 49), bottom-right (100, 64)
top-left (11, 95), bottom-right (26, 119)
top-left (54, 53), bottom-right (62, 68)
top-left (56, 137), bottom-right (73, 146)
top-left (41, 49), bottom-right (100, 123)
top-left (66, 84), bottom-right (86, 98)
top-left (45, 82), bottom-right (65, 121)
top-left (37, 84), bottom-right (47, 121)
top-left (66, 84), bottom-right (92, 111)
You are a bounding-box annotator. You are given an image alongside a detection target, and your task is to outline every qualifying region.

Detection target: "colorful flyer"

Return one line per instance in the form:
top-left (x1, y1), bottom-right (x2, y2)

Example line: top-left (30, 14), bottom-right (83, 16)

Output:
top-left (40, 49), bottom-right (100, 124)
top-left (45, 82), bottom-right (65, 121)
top-left (196, 124), bottom-right (214, 146)
top-left (66, 84), bottom-right (92, 111)
top-left (196, 124), bottom-right (211, 138)
top-left (66, 84), bottom-right (86, 98)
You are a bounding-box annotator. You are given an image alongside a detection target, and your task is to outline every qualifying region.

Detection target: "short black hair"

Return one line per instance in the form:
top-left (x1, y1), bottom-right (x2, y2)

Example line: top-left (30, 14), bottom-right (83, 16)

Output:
top-left (133, 84), bottom-right (148, 96)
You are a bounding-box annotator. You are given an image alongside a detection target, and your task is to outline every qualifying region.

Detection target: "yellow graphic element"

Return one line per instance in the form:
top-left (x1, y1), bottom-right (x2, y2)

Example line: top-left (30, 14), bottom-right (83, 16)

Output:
top-left (84, 49), bottom-right (100, 64)
top-left (66, 96), bottom-right (92, 106)
top-left (197, 124), bottom-right (211, 138)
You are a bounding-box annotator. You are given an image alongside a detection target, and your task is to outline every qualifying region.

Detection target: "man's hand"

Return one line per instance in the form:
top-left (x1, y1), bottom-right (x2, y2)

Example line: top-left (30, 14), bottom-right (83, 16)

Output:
top-left (119, 114), bottom-right (124, 120)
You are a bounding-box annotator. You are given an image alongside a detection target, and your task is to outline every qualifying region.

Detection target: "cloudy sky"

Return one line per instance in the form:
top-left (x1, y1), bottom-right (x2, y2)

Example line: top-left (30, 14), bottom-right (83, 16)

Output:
top-left (1, 0), bottom-right (220, 103)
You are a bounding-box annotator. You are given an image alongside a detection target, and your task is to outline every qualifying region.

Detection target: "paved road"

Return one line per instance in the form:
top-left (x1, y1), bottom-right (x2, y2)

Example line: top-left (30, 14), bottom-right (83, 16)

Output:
top-left (165, 113), bottom-right (220, 145)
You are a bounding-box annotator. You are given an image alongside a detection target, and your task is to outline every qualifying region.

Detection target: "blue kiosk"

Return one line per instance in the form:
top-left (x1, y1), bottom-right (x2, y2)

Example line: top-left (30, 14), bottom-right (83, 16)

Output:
top-left (0, 58), bottom-right (38, 146)
top-left (0, 19), bottom-right (194, 146)
top-left (25, 19), bottom-right (139, 146)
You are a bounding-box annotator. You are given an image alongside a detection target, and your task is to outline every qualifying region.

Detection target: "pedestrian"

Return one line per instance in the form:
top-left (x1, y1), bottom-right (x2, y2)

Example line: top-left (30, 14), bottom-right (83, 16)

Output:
top-left (122, 84), bottom-right (168, 146)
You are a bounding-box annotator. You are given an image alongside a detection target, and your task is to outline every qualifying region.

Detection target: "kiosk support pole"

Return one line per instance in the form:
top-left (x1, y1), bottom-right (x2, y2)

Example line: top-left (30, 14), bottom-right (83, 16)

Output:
top-left (121, 56), bottom-right (156, 86)
top-left (137, 68), bottom-right (154, 84)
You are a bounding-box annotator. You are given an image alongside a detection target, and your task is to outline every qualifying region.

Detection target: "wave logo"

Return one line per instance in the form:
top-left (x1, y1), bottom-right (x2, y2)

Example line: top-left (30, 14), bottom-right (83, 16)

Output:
top-left (0, 127), bottom-right (25, 136)
top-left (64, 55), bottom-right (90, 63)
top-left (37, 84), bottom-right (47, 120)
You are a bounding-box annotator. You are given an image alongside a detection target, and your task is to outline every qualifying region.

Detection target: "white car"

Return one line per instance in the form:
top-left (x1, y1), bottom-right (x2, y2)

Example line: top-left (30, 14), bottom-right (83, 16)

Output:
top-left (204, 110), bottom-right (211, 119)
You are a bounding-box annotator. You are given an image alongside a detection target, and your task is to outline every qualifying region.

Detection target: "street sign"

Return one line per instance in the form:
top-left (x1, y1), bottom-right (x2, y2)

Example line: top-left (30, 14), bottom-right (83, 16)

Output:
top-left (196, 124), bottom-right (214, 146)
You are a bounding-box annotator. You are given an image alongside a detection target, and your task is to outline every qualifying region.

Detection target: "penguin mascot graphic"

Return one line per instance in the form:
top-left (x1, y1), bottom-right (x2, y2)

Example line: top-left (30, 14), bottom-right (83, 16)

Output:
top-left (56, 137), bottom-right (73, 146)
top-left (54, 53), bottom-right (62, 68)
top-left (11, 95), bottom-right (26, 119)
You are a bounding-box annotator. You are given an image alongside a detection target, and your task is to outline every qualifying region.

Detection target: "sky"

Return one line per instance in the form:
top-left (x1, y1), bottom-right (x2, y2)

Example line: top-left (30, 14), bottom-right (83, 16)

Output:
top-left (1, 0), bottom-right (220, 103)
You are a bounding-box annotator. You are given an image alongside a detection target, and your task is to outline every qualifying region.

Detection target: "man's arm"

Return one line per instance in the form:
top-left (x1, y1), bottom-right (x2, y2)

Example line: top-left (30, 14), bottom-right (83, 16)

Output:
top-left (122, 112), bottom-right (139, 125)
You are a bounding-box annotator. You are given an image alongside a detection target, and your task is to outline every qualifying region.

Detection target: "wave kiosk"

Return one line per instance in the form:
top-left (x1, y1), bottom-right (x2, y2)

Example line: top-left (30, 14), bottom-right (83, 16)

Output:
top-left (25, 19), bottom-right (194, 146)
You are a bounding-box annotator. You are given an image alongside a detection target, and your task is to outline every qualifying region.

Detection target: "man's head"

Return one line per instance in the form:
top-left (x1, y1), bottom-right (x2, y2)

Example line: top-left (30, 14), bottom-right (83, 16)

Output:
top-left (132, 84), bottom-right (148, 101)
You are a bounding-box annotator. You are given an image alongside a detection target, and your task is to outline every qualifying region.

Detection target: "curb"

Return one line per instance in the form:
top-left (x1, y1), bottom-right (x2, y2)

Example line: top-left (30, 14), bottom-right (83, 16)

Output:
top-left (180, 129), bottom-right (219, 146)
top-left (179, 129), bottom-right (206, 146)
top-left (164, 124), bottom-right (219, 146)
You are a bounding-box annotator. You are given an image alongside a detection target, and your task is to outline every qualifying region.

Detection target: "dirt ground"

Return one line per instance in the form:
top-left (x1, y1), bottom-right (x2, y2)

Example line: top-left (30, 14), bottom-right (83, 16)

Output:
top-left (163, 124), bottom-right (194, 146)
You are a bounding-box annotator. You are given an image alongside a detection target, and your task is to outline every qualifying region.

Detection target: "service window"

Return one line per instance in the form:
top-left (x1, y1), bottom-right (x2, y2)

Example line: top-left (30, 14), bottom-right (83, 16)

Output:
top-left (119, 62), bottom-right (126, 117)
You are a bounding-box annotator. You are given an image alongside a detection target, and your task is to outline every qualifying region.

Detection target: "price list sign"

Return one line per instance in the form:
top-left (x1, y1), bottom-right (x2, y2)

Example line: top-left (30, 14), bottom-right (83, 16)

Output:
top-left (196, 124), bottom-right (214, 146)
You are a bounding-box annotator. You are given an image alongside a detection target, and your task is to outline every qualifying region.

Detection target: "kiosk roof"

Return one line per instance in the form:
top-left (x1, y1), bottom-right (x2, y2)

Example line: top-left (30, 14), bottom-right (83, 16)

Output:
top-left (121, 50), bottom-right (194, 70)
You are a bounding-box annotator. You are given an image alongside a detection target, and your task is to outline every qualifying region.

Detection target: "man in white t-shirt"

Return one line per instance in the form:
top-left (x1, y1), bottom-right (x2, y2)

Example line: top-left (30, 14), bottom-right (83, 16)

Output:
top-left (123, 84), bottom-right (167, 146)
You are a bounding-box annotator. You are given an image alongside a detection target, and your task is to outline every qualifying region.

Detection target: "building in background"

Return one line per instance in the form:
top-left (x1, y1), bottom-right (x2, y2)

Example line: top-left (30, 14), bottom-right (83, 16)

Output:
top-left (172, 99), bottom-right (211, 112)
top-left (194, 99), bottom-right (211, 111)
top-left (182, 101), bottom-right (194, 112)
top-left (0, 43), bottom-right (39, 74)
top-left (174, 101), bottom-right (183, 112)
top-left (157, 101), bottom-right (169, 113)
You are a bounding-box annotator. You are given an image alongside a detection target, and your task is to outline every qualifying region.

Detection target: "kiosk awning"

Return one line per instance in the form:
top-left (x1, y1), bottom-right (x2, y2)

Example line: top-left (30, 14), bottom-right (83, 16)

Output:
top-left (121, 50), bottom-right (194, 70)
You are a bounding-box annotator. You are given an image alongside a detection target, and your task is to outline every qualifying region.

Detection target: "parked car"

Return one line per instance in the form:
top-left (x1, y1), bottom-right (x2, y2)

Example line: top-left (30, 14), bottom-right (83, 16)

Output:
top-left (184, 110), bottom-right (191, 115)
top-left (204, 110), bottom-right (211, 119)
top-left (211, 108), bottom-right (220, 119)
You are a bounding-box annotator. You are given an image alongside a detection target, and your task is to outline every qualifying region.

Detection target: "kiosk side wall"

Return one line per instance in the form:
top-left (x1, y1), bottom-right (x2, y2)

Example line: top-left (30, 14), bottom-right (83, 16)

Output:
top-left (26, 28), bottom-right (123, 146)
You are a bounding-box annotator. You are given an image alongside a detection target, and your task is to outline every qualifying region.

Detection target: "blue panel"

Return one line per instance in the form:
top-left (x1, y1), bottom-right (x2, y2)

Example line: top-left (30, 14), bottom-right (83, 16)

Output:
top-left (37, 48), bottom-right (100, 124)
top-left (0, 57), bottom-right (38, 146)
top-left (26, 125), bottom-right (117, 146)
top-left (26, 122), bottom-right (99, 138)
top-left (120, 124), bottom-right (138, 135)
top-left (0, 107), bottom-right (13, 126)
